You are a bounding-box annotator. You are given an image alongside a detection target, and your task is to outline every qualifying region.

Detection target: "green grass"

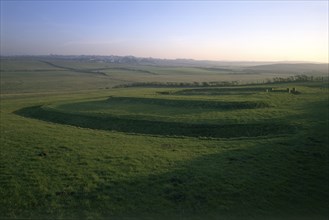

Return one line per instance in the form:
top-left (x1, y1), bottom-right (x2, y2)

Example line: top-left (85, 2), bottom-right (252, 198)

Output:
top-left (172, 87), bottom-right (289, 95)
top-left (15, 94), bottom-right (293, 138)
top-left (1, 59), bottom-right (305, 94)
top-left (0, 59), bottom-right (328, 219)
top-left (52, 96), bottom-right (270, 115)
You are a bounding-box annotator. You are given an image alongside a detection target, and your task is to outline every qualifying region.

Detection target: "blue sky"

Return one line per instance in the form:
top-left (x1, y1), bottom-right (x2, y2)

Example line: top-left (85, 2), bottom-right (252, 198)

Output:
top-left (1, 1), bottom-right (328, 62)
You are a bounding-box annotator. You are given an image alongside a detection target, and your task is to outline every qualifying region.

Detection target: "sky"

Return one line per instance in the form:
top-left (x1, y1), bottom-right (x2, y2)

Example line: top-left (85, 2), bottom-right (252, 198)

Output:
top-left (1, 1), bottom-right (328, 62)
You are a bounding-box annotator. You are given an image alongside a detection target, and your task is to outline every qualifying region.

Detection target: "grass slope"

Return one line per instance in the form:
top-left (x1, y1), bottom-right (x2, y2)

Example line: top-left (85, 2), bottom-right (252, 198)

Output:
top-left (14, 94), bottom-right (295, 139)
top-left (0, 59), bottom-right (328, 219)
top-left (4, 58), bottom-right (325, 94)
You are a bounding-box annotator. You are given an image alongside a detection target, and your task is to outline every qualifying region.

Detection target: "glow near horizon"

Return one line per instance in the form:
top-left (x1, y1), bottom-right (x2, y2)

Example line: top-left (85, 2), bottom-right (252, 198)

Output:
top-left (1, 1), bottom-right (328, 62)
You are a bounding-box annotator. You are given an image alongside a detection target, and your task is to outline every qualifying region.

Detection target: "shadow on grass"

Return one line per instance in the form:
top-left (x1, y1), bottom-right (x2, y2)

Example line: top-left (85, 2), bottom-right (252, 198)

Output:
top-left (105, 96), bottom-right (271, 109)
top-left (14, 105), bottom-right (296, 139)
top-left (65, 138), bottom-right (328, 219)
top-left (56, 98), bottom-right (328, 218)
top-left (7, 95), bottom-right (328, 219)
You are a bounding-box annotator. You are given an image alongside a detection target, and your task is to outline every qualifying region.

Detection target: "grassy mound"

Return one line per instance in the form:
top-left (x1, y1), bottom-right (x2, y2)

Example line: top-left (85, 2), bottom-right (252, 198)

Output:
top-left (15, 103), bottom-right (294, 138)
top-left (3, 81), bottom-right (328, 219)
top-left (2, 58), bottom-right (329, 219)
top-left (50, 97), bottom-right (270, 120)
top-left (171, 87), bottom-right (291, 96)
top-left (105, 97), bottom-right (270, 109)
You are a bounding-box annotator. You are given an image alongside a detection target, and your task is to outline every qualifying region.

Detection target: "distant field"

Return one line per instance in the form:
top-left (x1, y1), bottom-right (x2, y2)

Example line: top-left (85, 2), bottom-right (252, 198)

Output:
top-left (0, 58), bottom-right (328, 219)
top-left (3, 58), bottom-right (324, 94)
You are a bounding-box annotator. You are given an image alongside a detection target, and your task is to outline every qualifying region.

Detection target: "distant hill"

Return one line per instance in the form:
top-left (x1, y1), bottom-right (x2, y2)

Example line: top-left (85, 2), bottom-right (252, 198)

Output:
top-left (246, 63), bottom-right (328, 74)
top-left (0, 55), bottom-right (280, 67)
top-left (1, 55), bottom-right (328, 74)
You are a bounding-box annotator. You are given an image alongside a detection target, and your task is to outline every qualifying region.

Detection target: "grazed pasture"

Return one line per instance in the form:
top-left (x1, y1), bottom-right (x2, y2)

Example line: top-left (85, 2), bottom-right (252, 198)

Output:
top-left (1, 59), bottom-right (328, 219)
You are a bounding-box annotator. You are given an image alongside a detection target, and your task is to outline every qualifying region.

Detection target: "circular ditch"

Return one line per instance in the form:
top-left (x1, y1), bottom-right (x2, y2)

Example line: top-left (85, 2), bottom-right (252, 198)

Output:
top-left (14, 97), bottom-right (295, 139)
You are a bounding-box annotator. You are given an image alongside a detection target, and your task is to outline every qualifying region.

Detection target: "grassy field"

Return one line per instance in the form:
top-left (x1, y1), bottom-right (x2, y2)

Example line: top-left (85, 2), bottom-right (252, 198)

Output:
top-left (1, 59), bottom-right (306, 94)
top-left (0, 59), bottom-right (328, 219)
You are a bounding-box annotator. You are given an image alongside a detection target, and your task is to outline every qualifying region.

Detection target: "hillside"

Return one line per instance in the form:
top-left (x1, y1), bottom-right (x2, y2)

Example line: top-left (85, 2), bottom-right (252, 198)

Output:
top-left (246, 63), bottom-right (328, 74)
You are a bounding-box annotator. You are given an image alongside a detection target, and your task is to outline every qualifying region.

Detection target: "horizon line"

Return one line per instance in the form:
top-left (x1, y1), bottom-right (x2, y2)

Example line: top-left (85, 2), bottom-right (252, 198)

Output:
top-left (0, 54), bottom-right (327, 64)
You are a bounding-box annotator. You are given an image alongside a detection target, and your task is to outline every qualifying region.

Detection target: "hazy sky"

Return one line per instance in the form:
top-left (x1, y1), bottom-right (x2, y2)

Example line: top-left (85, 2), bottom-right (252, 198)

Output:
top-left (1, 1), bottom-right (328, 62)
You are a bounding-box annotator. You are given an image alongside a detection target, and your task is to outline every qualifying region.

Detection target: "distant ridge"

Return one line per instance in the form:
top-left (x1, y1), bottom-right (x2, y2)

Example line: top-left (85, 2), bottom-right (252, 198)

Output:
top-left (1, 55), bottom-right (327, 72)
top-left (246, 63), bottom-right (328, 74)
